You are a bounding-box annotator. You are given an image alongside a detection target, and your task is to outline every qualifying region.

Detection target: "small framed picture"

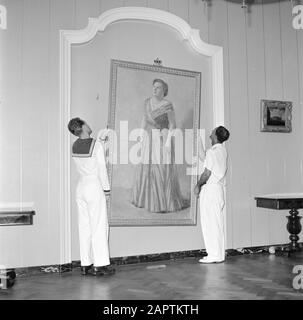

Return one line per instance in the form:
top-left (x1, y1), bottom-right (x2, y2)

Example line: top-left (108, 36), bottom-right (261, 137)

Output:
top-left (260, 99), bottom-right (292, 133)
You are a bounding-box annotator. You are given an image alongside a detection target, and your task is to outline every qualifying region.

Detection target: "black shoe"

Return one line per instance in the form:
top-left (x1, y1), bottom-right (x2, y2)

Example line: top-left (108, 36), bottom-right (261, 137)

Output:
top-left (0, 270), bottom-right (16, 289)
top-left (80, 264), bottom-right (93, 275)
top-left (92, 265), bottom-right (116, 276)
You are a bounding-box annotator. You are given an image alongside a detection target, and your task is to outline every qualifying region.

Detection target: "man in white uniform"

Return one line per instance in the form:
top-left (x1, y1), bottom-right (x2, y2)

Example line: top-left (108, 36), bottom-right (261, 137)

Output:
top-left (194, 126), bottom-right (230, 264)
top-left (68, 118), bottom-right (115, 276)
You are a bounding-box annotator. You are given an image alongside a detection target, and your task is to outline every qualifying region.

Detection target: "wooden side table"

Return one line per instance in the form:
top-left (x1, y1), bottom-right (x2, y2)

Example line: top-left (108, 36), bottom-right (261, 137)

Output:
top-left (0, 211), bottom-right (35, 226)
top-left (255, 193), bottom-right (303, 256)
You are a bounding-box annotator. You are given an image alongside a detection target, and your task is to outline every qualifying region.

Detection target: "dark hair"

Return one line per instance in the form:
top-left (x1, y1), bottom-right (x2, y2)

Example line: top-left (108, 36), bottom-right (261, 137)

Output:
top-left (68, 117), bottom-right (85, 136)
top-left (153, 79), bottom-right (168, 97)
top-left (215, 126), bottom-right (230, 143)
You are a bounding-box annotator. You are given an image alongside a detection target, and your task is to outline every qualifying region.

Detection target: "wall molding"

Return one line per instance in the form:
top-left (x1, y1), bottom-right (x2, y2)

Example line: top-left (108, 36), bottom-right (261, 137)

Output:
top-left (60, 7), bottom-right (225, 265)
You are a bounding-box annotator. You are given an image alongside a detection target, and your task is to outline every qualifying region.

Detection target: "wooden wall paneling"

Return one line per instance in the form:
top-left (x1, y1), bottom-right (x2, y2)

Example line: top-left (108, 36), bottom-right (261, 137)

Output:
top-left (124, 0), bottom-right (148, 7)
top-left (207, 0), bottom-right (230, 128)
top-left (263, 0), bottom-right (289, 245)
top-left (207, 0), bottom-right (228, 48)
top-left (0, 0), bottom-right (23, 204)
top-left (207, 0), bottom-right (233, 248)
top-left (100, 0), bottom-right (124, 12)
top-left (246, 3), bottom-right (269, 246)
top-left (280, 0), bottom-right (303, 241)
top-left (226, 1), bottom-right (251, 248)
top-left (280, 1), bottom-right (299, 105)
top-left (168, 0), bottom-right (189, 22)
top-left (20, 0), bottom-right (52, 266)
top-left (147, 0), bottom-right (169, 11)
top-left (263, 1), bottom-right (283, 99)
top-left (75, 0), bottom-right (100, 28)
top-left (280, 0), bottom-right (301, 192)
top-left (48, 0), bottom-right (76, 264)
top-left (188, 0), bottom-right (208, 42)
top-left (0, 0), bottom-right (24, 268)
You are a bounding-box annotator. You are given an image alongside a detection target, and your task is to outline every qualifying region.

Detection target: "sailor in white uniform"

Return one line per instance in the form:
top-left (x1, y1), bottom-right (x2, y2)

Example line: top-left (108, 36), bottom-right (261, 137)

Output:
top-left (68, 118), bottom-right (115, 276)
top-left (194, 126), bottom-right (230, 264)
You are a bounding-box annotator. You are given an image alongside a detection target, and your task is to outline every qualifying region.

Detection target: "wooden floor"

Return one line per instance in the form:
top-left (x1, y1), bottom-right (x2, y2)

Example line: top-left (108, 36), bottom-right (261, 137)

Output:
top-left (1, 252), bottom-right (303, 300)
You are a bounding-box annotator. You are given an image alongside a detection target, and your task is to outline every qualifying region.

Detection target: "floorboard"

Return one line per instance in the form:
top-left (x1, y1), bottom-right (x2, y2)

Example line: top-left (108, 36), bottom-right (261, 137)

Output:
top-left (1, 253), bottom-right (303, 300)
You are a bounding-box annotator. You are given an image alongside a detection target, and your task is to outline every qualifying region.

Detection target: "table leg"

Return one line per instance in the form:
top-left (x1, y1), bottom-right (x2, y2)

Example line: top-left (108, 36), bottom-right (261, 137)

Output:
top-left (286, 208), bottom-right (302, 255)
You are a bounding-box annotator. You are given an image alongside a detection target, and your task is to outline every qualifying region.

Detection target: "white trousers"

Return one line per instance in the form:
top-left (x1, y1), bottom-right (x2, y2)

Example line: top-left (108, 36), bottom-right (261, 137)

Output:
top-left (76, 176), bottom-right (110, 267)
top-left (199, 183), bottom-right (225, 261)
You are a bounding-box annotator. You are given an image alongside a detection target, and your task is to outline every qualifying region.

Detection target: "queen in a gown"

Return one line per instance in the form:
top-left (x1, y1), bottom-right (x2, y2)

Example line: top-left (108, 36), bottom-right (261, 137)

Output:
top-left (131, 79), bottom-right (185, 213)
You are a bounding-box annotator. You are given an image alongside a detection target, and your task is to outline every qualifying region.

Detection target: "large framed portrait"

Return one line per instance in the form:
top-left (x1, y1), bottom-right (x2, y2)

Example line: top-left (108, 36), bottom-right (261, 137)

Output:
top-left (106, 59), bottom-right (201, 226)
top-left (260, 99), bottom-right (292, 133)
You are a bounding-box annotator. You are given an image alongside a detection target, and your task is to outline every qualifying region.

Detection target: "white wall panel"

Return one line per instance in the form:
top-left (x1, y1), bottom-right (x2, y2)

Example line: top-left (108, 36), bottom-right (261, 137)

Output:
top-left (169, 0), bottom-right (189, 22)
top-left (226, 2), bottom-right (251, 248)
top-left (207, 0), bottom-right (233, 248)
top-left (246, 2), bottom-right (269, 247)
top-left (19, 0), bottom-right (51, 267)
top-left (189, 0), bottom-right (208, 43)
top-left (147, 0), bottom-right (169, 11)
top-left (75, 0), bottom-right (99, 28)
top-left (100, 0), bottom-right (124, 12)
top-left (0, 0), bottom-right (24, 268)
top-left (125, 0), bottom-right (148, 7)
top-left (263, 1), bottom-right (291, 245)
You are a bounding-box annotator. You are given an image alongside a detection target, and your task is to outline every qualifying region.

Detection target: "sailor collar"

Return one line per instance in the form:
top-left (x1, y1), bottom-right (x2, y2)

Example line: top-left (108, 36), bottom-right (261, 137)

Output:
top-left (72, 138), bottom-right (96, 158)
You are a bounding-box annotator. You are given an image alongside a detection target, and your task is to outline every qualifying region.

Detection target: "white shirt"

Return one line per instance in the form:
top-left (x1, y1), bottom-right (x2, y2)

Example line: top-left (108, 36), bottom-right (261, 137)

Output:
top-left (73, 140), bottom-right (110, 191)
top-left (204, 143), bottom-right (228, 186)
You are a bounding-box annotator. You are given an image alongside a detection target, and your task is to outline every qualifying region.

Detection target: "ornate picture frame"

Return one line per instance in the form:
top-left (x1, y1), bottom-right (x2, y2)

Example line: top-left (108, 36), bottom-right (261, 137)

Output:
top-left (261, 99), bottom-right (292, 133)
top-left (107, 59), bottom-right (201, 226)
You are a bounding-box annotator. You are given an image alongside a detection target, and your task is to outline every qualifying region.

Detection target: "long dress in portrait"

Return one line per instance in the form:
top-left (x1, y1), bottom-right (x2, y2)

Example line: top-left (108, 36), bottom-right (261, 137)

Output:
top-left (131, 98), bottom-right (185, 213)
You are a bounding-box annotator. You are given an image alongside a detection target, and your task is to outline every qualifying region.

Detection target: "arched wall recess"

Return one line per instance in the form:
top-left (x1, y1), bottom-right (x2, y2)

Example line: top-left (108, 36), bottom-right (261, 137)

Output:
top-left (59, 7), bottom-right (225, 264)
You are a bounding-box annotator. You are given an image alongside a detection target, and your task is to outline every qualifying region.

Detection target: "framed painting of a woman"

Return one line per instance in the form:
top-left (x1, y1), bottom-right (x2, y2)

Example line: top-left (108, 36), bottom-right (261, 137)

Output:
top-left (107, 59), bottom-right (201, 226)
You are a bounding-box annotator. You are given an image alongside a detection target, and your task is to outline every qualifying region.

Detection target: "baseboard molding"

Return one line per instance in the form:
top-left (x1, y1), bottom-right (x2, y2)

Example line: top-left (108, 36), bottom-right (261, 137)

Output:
top-left (9, 242), bottom-right (302, 278)
top-left (10, 263), bottom-right (72, 278)
top-left (72, 249), bottom-right (204, 268)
